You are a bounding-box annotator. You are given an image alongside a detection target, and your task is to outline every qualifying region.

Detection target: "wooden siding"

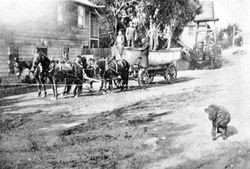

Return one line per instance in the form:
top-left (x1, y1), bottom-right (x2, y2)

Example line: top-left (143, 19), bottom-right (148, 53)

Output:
top-left (0, 45), bottom-right (9, 77)
top-left (19, 45), bottom-right (35, 61)
top-left (0, 0), bottom-right (100, 81)
top-left (81, 48), bottom-right (111, 58)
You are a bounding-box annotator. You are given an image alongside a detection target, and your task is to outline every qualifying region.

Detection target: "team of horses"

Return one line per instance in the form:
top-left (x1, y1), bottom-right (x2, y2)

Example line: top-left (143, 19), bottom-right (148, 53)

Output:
top-left (14, 52), bottom-right (130, 100)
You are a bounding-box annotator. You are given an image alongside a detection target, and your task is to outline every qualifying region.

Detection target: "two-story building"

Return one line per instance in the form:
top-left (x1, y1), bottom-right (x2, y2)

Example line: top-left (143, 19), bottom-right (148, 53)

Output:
top-left (0, 0), bottom-right (103, 80)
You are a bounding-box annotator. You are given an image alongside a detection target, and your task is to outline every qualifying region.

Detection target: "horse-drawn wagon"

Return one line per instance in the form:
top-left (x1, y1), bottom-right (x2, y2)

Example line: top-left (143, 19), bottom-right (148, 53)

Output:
top-left (114, 47), bottom-right (182, 88)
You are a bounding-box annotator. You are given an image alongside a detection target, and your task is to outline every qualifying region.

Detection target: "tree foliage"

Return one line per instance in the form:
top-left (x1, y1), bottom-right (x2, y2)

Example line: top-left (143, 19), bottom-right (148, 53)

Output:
top-left (95, 0), bottom-right (201, 48)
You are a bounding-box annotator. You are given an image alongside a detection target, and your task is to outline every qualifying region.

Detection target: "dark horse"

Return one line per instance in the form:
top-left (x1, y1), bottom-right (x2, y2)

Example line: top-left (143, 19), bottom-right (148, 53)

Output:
top-left (13, 58), bottom-right (33, 77)
top-left (95, 59), bottom-right (130, 92)
top-left (30, 53), bottom-right (51, 97)
top-left (63, 57), bottom-right (96, 95)
top-left (13, 58), bottom-right (39, 87)
top-left (31, 53), bottom-right (86, 99)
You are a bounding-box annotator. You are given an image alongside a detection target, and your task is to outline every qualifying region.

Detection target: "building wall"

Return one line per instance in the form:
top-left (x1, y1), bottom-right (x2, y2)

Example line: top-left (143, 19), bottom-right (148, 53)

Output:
top-left (180, 24), bottom-right (197, 49)
top-left (0, 0), bottom-right (99, 80)
top-left (180, 23), bottom-right (212, 49)
top-left (0, 41), bottom-right (9, 77)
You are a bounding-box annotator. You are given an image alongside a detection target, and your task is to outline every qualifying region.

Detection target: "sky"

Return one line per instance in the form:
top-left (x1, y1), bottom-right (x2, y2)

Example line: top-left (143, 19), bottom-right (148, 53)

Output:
top-left (0, 0), bottom-right (55, 25)
top-left (0, 0), bottom-right (249, 32)
top-left (208, 0), bottom-right (250, 32)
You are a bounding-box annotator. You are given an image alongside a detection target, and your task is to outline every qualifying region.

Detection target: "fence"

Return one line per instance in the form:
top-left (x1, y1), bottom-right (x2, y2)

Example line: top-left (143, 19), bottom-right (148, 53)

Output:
top-left (81, 48), bottom-right (111, 58)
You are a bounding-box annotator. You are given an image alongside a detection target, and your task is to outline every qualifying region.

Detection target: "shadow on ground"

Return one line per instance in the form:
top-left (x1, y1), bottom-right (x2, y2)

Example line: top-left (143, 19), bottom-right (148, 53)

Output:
top-left (0, 96), bottom-right (196, 169)
top-left (127, 76), bottom-right (196, 92)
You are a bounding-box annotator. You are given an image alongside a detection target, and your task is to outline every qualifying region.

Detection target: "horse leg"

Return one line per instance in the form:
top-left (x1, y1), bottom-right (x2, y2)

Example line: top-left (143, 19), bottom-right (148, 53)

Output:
top-left (99, 79), bottom-right (104, 91)
top-left (50, 77), bottom-right (55, 98)
top-left (42, 77), bottom-right (47, 98)
top-left (104, 79), bottom-right (108, 93)
top-left (67, 83), bottom-right (72, 93)
top-left (77, 81), bottom-right (83, 97)
top-left (125, 71), bottom-right (129, 90)
top-left (109, 79), bottom-right (113, 93)
top-left (52, 77), bottom-right (58, 100)
top-left (62, 78), bottom-right (67, 96)
top-left (66, 78), bottom-right (72, 94)
top-left (73, 85), bottom-right (77, 97)
top-left (126, 77), bottom-right (129, 90)
top-left (62, 78), bottom-right (71, 96)
top-left (72, 80), bottom-right (78, 97)
top-left (123, 73), bottom-right (129, 91)
top-left (90, 81), bottom-right (94, 92)
top-left (36, 79), bottom-right (42, 97)
top-left (121, 77), bottom-right (125, 91)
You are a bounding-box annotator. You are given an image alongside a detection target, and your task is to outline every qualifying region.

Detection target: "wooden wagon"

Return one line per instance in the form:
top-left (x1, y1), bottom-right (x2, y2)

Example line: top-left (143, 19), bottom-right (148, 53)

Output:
top-left (114, 47), bottom-right (182, 88)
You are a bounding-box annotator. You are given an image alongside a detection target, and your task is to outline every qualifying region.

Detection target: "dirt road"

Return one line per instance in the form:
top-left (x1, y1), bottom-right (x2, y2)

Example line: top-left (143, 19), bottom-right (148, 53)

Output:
top-left (1, 46), bottom-right (250, 169)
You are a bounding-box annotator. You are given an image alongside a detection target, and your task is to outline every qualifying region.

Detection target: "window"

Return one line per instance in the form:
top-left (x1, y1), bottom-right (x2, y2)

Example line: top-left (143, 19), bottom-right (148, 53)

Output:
top-left (63, 47), bottom-right (69, 55)
top-left (91, 14), bottom-right (98, 37)
top-left (90, 40), bottom-right (98, 48)
top-left (8, 46), bottom-right (19, 74)
top-left (188, 26), bottom-right (194, 36)
top-left (78, 5), bottom-right (85, 28)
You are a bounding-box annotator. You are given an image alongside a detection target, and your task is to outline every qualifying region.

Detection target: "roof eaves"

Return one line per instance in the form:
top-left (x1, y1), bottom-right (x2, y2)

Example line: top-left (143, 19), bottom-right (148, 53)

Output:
top-left (72, 0), bottom-right (105, 8)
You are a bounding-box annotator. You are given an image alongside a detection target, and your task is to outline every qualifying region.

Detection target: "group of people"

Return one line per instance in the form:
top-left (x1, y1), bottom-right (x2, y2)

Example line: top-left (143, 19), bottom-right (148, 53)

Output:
top-left (114, 21), bottom-right (171, 58)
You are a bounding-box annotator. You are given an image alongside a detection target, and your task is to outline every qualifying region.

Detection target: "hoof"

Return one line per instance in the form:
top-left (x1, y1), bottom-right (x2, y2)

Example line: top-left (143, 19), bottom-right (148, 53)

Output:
top-left (212, 137), bottom-right (217, 141)
top-left (222, 136), bottom-right (228, 140)
top-left (51, 97), bottom-right (57, 101)
top-left (58, 94), bottom-right (64, 98)
top-left (36, 93), bottom-right (41, 97)
top-left (43, 92), bottom-right (47, 98)
top-left (106, 90), bottom-right (112, 94)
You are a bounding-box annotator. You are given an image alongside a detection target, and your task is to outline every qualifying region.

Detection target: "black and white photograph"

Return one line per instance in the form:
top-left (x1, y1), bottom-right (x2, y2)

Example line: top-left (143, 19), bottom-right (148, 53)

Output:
top-left (0, 0), bottom-right (249, 168)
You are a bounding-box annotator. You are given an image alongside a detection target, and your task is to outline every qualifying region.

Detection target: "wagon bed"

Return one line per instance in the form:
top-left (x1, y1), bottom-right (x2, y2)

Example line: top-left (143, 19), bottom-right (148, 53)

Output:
top-left (114, 47), bottom-right (182, 87)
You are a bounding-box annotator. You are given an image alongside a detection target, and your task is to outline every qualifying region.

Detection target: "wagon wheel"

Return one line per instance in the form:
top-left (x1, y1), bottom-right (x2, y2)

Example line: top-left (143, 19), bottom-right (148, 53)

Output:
top-left (164, 64), bottom-right (177, 84)
top-left (148, 75), bottom-right (154, 84)
top-left (114, 79), bottom-right (122, 88)
top-left (138, 68), bottom-right (149, 88)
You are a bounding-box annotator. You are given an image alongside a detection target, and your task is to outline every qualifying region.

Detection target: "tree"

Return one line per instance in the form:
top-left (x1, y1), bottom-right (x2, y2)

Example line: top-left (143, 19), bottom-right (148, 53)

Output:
top-left (217, 24), bottom-right (243, 49)
top-left (95, 0), bottom-right (201, 48)
top-left (139, 0), bottom-right (201, 48)
top-left (95, 0), bottom-right (142, 47)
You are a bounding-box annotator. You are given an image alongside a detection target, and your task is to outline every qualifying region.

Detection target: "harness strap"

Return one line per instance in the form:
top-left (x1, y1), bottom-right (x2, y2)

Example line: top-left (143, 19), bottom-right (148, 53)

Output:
top-left (59, 61), bottom-right (62, 71)
top-left (107, 60), bottom-right (119, 74)
top-left (40, 52), bottom-right (48, 58)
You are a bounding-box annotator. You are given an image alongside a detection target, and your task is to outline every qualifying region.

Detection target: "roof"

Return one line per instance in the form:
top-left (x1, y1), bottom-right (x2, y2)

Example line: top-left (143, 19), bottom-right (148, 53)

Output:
top-left (72, 0), bottom-right (104, 8)
top-left (195, 1), bottom-right (215, 22)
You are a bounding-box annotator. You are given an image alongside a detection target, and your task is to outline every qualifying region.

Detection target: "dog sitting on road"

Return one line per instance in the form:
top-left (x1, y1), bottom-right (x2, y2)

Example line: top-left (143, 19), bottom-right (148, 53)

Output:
top-left (205, 104), bottom-right (231, 140)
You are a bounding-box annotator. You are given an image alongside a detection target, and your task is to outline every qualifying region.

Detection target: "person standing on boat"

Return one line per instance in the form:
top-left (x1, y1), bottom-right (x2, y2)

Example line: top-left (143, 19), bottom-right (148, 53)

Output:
top-left (149, 23), bottom-right (159, 51)
top-left (126, 21), bottom-right (136, 47)
top-left (137, 38), bottom-right (150, 68)
top-left (115, 30), bottom-right (125, 59)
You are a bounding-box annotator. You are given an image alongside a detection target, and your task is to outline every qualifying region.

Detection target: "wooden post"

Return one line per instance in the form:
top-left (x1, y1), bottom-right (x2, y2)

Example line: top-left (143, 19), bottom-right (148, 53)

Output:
top-left (194, 22), bottom-right (199, 49)
top-left (205, 22), bottom-right (208, 52)
top-left (89, 10), bottom-right (92, 48)
top-left (213, 21), bottom-right (217, 43)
